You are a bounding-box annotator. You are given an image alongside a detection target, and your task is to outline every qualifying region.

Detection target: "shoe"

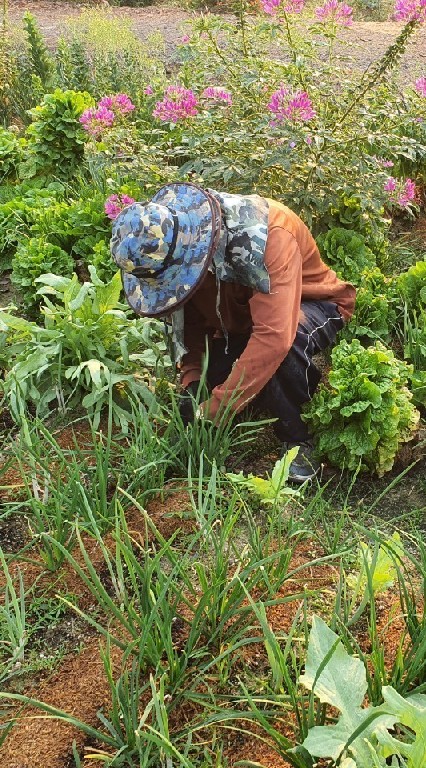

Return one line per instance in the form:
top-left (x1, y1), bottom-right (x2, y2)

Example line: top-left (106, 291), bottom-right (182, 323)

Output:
top-left (282, 441), bottom-right (320, 484)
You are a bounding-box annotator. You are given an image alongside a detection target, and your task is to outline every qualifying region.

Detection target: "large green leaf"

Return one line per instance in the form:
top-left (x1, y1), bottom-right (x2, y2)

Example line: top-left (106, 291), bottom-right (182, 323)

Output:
top-left (375, 688), bottom-right (426, 767)
top-left (300, 617), bottom-right (395, 765)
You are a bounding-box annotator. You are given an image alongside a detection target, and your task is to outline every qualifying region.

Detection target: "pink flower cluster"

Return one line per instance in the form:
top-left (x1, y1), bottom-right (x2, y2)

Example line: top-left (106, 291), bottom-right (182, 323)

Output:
top-left (98, 94), bottom-right (135, 116)
top-left (384, 177), bottom-right (417, 208)
top-left (268, 86), bottom-right (316, 125)
top-left (261, 0), bottom-right (305, 13)
top-left (315, 0), bottom-right (353, 25)
top-left (153, 86), bottom-right (198, 123)
top-left (80, 93), bottom-right (135, 138)
top-left (415, 76), bottom-right (426, 96)
top-left (104, 194), bottom-right (136, 220)
top-left (393, 0), bottom-right (426, 22)
top-left (79, 106), bottom-right (115, 138)
top-left (201, 86), bottom-right (233, 105)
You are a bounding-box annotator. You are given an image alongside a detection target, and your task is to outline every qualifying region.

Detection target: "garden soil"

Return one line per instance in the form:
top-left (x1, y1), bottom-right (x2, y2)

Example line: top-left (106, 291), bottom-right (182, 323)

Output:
top-left (0, 485), bottom-right (417, 768)
top-left (7, 2), bottom-right (426, 80)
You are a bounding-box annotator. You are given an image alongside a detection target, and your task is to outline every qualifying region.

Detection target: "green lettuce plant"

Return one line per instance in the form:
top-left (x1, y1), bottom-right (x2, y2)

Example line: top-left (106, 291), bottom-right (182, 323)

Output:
top-left (0, 128), bottom-right (24, 182)
top-left (397, 260), bottom-right (426, 316)
top-left (0, 268), bottom-right (157, 429)
top-left (11, 238), bottom-right (75, 314)
top-left (0, 183), bottom-right (64, 265)
top-left (401, 308), bottom-right (426, 408)
top-left (316, 227), bottom-right (377, 286)
top-left (301, 616), bottom-right (426, 767)
top-left (345, 268), bottom-right (398, 342)
top-left (303, 339), bottom-right (419, 476)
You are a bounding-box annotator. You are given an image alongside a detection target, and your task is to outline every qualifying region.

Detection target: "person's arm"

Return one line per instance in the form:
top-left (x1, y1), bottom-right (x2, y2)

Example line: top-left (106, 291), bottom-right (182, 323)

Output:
top-left (180, 300), bottom-right (208, 388)
top-left (206, 227), bottom-right (303, 419)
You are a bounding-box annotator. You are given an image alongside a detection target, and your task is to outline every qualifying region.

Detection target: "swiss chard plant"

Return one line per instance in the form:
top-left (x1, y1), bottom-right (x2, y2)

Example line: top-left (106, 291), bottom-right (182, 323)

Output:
top-left (0, 268), bottom-right (158, 430)
top-left (303, 339), bottom-right (419, 476)
top-left (300, 616), bottom-right (426, 767)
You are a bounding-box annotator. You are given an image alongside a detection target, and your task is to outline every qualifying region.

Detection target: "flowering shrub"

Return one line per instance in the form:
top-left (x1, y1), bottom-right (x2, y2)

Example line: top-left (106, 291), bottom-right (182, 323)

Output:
top-left (80, 106), bottom-right (115, 138)
top-left (261, 0), bottom-right (305, 13)
top-left (414, 76), bottom-right (426, 96)
top-left (384, 177), bottom-right (418, 211)
top-left (104, 194), bottom-right (136, 220)
top-left (267, 86), bottom-right (316, 125)
top-left (393, 0), bottom-right (426, 21)
top-left (153, 86), bottom-right (198, 123)
top-left (315, 0), bottom-right (353, 26)
top-left (80, 93), bottom-right (135, 138)
top-left (98, 93), bottom-right (135, 115)
top-left (201, 86), bottom-right (233, 105)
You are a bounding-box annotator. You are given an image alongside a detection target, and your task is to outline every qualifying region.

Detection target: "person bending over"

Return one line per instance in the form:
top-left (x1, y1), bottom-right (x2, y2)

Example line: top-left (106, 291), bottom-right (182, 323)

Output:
top-left (110, 182), bottom-right (356, 482)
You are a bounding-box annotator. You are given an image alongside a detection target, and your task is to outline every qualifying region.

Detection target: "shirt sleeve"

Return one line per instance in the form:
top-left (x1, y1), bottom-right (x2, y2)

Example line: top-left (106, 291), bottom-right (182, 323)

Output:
top-left (180, 301), bottom-right (207, 388)
top-left (208, 227), bottom-right (303, 418)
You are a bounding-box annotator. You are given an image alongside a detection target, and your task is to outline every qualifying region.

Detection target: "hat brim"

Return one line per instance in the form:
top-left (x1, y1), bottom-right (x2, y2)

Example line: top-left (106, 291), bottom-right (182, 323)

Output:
top-left (121, 183), bottom-right (221, 318)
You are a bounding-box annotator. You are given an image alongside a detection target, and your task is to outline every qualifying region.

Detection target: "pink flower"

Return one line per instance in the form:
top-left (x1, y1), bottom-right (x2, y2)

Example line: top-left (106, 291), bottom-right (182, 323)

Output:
top-left (98, 93), bottom-right (135, 116)
top-left (375, 157), bottom-right (394, 167)
top-left (384, 177), bottom-right (397, 192)
top-left (393, 0), bottom-right (426, 21)
top-left (261, 0), bottom-right (305, 11)
top-left (104, 194), bottom-right (136, 220)
top-left (384, 177), bottom-right (417, 208)
top-left (79, 106), bottom-right (115, 138)
top-left (201, 86), bottom-right (233, 105)
top-left (415, 76), bottom-right (426, 96)
top-left (268, 86), bottom-right (316, 124)
top-left (181, 34), bottom-right (190, 43)
top-left (153, 86), bottom-right (198, 122)
top-left (315, 0), bottom-right (353, 25)
top-left (305, 135), bottom-right (313, 145)
top-left (144, 86), bottom-right (154, 96)
top-left (398, 179), bottom-right (417, 206)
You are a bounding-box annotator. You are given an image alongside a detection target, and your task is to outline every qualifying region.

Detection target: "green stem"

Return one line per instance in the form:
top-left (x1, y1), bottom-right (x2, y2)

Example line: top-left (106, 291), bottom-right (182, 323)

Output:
top-left (333, 18), bottom-right (419, 131)
top-left (281, 10), bottom-right (307, 91)
top-left (2, 0), bottom-right (7, 38)
top-left (236, 0), bottom-right (249, 58)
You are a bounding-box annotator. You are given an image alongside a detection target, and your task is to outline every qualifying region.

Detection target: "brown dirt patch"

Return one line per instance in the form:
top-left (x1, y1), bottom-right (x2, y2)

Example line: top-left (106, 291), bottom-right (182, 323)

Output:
top-left (0, 639), bottom-right (123, 768)
top-left (6, 3), bottom-right (426, 81)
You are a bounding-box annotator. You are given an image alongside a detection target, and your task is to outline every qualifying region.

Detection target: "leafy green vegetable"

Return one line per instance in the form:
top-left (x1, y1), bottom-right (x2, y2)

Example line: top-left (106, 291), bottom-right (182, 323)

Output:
top-left (303, 339), bottom-right (419, 476)
top-left (398, 260), bottom-right (426, 316)
top-left (226, 448), bottom-right (300, 504)
top-left (11, 237), bottom-right (75, 314)
top-left (0, 268), bottom-right (158, 430)
top-left (345, 268), bottom-right (398, 342)
top-left (317, 227), bottom-right (377, 286)
top-left (20, 89), bottom-right (94, 179)
top-left (346, 532), bottom-right (403, 626)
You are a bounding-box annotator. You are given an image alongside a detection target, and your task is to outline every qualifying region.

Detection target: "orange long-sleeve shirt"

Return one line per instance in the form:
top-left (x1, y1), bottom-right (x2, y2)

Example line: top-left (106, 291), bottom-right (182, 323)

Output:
top-left (181, 199), bottom-right (356, 418)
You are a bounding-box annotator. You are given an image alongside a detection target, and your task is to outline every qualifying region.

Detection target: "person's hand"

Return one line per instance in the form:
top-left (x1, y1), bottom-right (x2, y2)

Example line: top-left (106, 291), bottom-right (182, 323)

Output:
top-left (178, 381), bottom-right (200, 426)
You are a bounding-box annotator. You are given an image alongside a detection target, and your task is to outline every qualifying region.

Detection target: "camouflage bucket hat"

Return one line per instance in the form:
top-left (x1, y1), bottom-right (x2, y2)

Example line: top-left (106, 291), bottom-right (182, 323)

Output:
top-left (110, 182), bottom-right (221, 317)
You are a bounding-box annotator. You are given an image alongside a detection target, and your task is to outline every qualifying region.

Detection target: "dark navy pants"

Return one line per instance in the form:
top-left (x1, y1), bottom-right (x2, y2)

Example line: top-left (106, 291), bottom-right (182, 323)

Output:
top-left (207, 300), bottom-right (344, 443)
